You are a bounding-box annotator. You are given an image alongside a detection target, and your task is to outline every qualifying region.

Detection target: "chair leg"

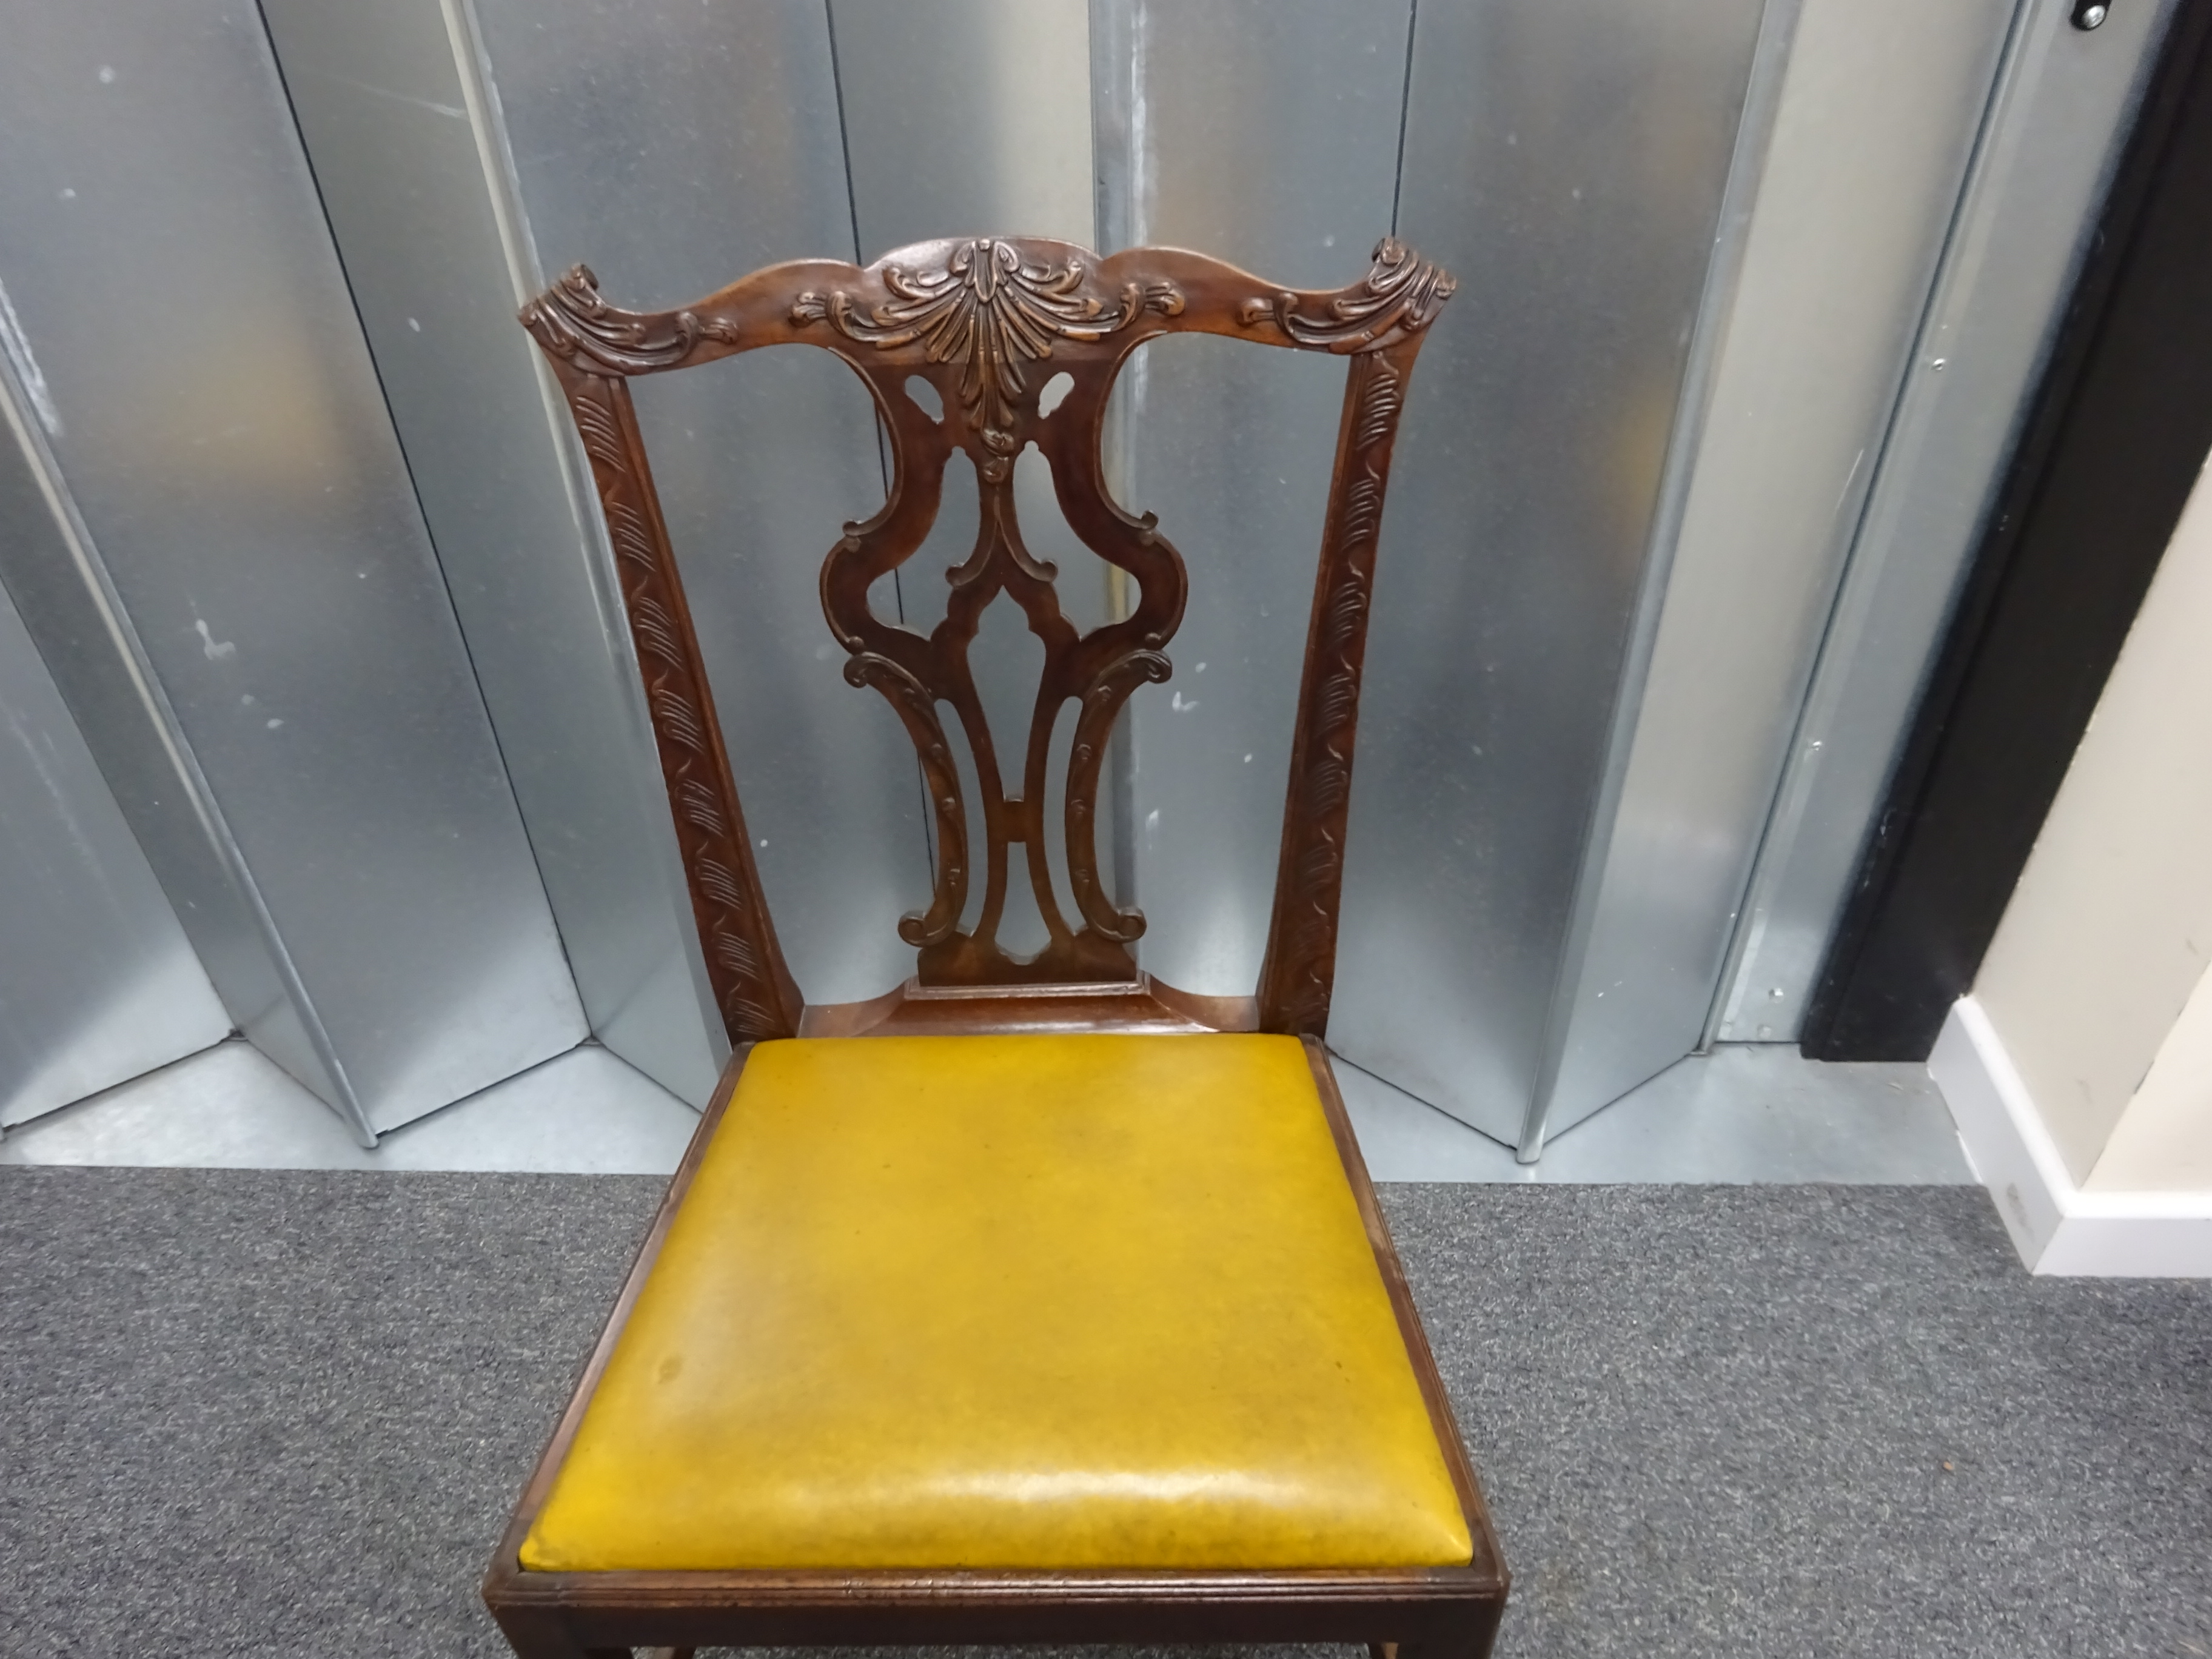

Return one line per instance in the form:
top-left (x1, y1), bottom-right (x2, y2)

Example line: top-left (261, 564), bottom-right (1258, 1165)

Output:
top-left (485, 1603), bottom-right (643, 1659)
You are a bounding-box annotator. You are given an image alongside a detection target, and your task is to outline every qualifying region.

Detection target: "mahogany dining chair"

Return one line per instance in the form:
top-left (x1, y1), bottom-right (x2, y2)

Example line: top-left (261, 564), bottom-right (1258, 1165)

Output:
top-left (483, 232), bottom-right (1506, 1659)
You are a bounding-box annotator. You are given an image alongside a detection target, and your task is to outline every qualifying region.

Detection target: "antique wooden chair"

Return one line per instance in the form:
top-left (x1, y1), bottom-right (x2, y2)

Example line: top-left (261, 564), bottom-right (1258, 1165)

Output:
top-left (484, 235), bottom-right (1506, 1659)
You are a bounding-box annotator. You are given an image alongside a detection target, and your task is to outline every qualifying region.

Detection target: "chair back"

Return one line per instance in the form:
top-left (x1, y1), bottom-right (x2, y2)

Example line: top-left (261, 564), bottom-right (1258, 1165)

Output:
top-left (523, 235), bottom-right (1453, 1043)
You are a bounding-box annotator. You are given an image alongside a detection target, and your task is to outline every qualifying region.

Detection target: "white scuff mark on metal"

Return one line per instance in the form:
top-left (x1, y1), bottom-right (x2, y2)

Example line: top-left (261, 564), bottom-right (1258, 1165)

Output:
top-left (1832, 446), bottom-right (1867, 521)
top-left (0, 278), bottom-right (61, 437)
top-left (306, 67), bottom-right (466, 120)
top-left (1170, 690), bottom-right (1198, 712)
top-left (193, 618), bottom-right (238, 662)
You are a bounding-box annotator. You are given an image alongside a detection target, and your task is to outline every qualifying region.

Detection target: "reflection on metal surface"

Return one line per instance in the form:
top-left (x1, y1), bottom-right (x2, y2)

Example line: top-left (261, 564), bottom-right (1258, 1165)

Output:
top-left (0, 564), bottom-right (229, 1128)
top-left (260, 0), bottom-right (726, 1107)
top-left (0, 256), bottom-right (362, 1138)
top-left (0, 0), bottom-right (2079, 1165)
top-left (1122, 333), bottom-right (1358, 996)
top-left (1513, 0), bottom-right (1801, 1158)
top-left (830, 0), bottom-right (1093, 258)
top-left (1538, 0), bottom-right (2019, 1144)
top-left (1718, 0), bottom-right (2177, 1042)
top-left (0, 1037), bottom-right (697, 1174)
top-left (1095, 0), bottom-right (1416, 996)
top-left (0, 0), bottom-right (583, 1135)
top-left (470, 0), bottom-right (929, 1005)
top-left (1330, 0), bottom-right (1769, 1144)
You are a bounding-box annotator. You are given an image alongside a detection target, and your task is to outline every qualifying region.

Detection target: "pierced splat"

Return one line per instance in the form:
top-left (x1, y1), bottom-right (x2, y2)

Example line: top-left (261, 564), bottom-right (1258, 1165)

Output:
top-left (803, 240), bottom-right (1187, 987)
top-left (522, 236), bottom-right (1453, 1037)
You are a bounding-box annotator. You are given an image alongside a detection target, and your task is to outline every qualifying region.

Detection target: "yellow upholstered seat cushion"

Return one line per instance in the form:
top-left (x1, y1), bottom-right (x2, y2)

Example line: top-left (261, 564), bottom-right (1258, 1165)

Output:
top-left (520, 1032), bottom-right (1472, 1572)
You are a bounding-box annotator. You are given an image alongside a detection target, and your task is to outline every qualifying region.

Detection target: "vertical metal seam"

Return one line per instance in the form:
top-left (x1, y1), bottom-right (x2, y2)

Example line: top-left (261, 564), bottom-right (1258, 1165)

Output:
top-left (434, 0), bottom-right (730, 1064)
top-left (823, 0), bottom-right (890, 526)
top-left (822, 5), bottom-right (900, 597)
top-left (1701, 0), bottom-right (2045, 1048)
top-left (0, 349), bottom-right (377, 1147)
top-left (1516, 0), bottom-right (1808, 1161)
top-left (823, 1), bottom-right (871, 268)
top-left (824, 0), bottom-right (935, 878)
top-left (1087, 0), bottom-right (1142, 912)
top-left (1390, 0), bottom-right (1419, 237)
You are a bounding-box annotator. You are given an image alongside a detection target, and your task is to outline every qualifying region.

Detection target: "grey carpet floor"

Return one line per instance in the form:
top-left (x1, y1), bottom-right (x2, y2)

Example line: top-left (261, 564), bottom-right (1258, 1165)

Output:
top-left (0, 1171), bottom-right (2205, 1658)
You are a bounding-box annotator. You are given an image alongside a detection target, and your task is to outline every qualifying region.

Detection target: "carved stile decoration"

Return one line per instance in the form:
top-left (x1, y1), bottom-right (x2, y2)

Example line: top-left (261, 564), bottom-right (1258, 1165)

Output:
top-left (521, 235), bottom-right (1453, 1043)
top-left (1255, 347), bottom-right (1419, 1037)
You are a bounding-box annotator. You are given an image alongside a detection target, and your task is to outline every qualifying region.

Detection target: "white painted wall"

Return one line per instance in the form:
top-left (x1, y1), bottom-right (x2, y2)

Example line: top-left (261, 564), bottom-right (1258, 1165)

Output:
top-left (1928, 446), bottom-right (2212, 1273)
top-left (1972, 446), bottom-right (2212, 1184)
top-left (2091, 954), bottom-right (2212, 1191)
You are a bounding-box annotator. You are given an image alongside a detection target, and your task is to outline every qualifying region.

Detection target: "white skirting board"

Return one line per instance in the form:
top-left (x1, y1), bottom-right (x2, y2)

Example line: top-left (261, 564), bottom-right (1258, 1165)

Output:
top-left (1928, 997), bottom-right (2212, 1277)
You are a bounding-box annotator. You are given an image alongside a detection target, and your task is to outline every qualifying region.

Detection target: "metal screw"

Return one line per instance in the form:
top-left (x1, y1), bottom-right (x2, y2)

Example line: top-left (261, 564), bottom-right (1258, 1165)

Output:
top-left (2074, 1), bottom-right (2108, 26)
top-left (1931, 357), bottom-right (1948, 371)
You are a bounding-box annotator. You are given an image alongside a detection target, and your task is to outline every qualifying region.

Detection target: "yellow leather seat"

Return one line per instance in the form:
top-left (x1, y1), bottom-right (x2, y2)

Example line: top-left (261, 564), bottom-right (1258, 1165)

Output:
top-left (521, 1032), bottom-right (1473, 1572)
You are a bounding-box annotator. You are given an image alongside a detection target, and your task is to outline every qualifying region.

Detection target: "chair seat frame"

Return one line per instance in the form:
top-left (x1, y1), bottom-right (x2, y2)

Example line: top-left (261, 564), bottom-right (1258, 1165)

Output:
top-left (482, 1039), bottom-right (1506, 1659)
top-left (484, 235), bottom-right (1506, 1658)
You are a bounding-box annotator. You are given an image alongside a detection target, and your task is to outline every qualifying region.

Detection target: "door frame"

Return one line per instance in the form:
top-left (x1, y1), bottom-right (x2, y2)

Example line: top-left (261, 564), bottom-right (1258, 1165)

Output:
top-left (1803, 0), bottom-right (2212, 1059)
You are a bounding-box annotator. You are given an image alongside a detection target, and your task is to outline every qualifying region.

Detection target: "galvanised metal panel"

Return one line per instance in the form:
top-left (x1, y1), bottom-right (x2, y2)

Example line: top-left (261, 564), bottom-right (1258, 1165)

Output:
top-left (1330, 0), bottom-right (1768, 1142)
top-left (831, 0), bottom-right (1094, 258)
top-left (0, 338), bottom-right (350, 1122)
top-left (1092, 0), bottom-right (1417, 996)
top-left (1718, 0), bottom-right (2180, 1042)
top-left (1539, 0), bottom-right (2019, 1144)
top-left (257, 0), bottom-right (725, 1107)
top-left (0, 0), bottom-right (584, 1134)
top-left (0, 546), bottom-right (229, 1128)
top-left (470, 0), bottom-right (930, 1004)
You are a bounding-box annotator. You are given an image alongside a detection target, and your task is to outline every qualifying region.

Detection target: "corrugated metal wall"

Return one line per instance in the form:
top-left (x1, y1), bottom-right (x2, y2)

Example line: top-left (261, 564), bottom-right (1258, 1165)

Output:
top-left (3, 0), bottom-right (2154, 1156)
top-left (0, 0), bottom-right (584, 1142)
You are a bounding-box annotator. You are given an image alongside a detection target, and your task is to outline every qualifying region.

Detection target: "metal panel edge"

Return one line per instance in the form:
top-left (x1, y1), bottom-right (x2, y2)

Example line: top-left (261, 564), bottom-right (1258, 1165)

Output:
top-left (439, 0), bottom-right (728, 1100)
top-left (1102, 0), bottom-right (1416, 997)
top-left (1516, 0), bottom-right (1803, 1159)
top-left (0, 345), bottom-right (370, 1142)
top-left (1536, 0), bottom-right (2022, 1143)
top-left (0, 517), bottom-right (230, 1127)
top-left (1714, 0), bottom-right (2182, 1044)
top-left (468, 0), bottom-right (934, 1013)
top-left (0, 0), bottom-right (588, 1137)
top-left (259, 0), bottom-right (728, 1107)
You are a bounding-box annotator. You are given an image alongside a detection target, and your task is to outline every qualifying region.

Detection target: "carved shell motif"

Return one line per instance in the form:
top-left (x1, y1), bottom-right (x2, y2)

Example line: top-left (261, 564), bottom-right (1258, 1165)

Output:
top-left (791, 238), bottom-right (1182, 447)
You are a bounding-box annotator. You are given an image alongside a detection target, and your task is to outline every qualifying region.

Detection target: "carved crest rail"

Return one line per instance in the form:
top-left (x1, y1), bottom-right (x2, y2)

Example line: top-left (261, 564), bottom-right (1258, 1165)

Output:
top-left (523, 236), bottom-right (1453, 1041)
